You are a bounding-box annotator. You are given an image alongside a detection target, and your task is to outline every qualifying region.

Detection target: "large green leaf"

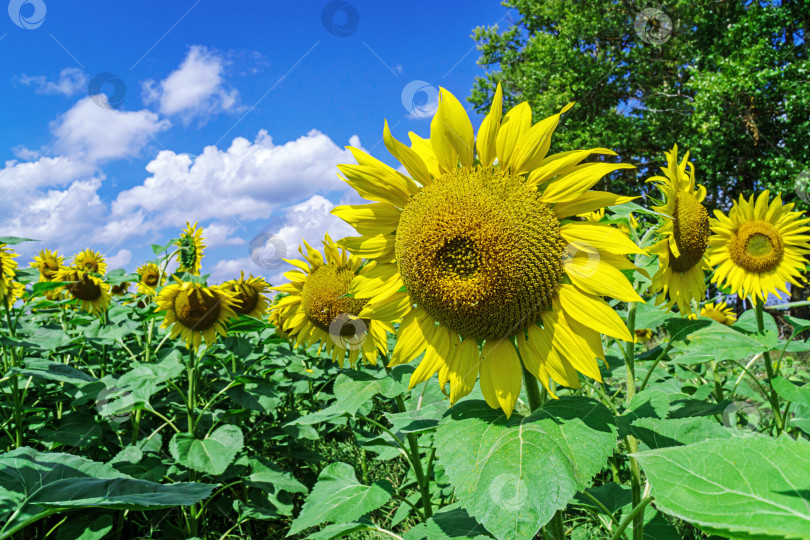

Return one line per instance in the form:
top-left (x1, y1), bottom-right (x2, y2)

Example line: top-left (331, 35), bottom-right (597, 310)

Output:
top-left (435, 397), bottom-right (617, 540)
top-left (0, 447), bottom-right (213, 538)
top-left (634, 436), bottom-right (810, 539)
top-left (627, 416), bottom-right (732, 450)
top-left (333, 370), bottom-right (406, 416)
top-left (772, 377), bottom-right (810, 407)
top-left (671, 321), bottom-right (765, 362)
top-left (404, 502), bottom-right (492, 539)
top-left (169, 425), bottom-right (244, 475)
top-left (288, 462), bottom-right (392, 536)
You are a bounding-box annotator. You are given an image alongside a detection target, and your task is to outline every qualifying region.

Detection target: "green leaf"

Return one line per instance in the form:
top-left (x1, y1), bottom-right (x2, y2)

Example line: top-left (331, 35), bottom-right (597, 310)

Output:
top-left (169, 425), bottom-right (244, 475)
top-left (31, 281), bottom-right (68, 296)
top-left (0, 447), bottom-right (213, 537)
top-left (151, 239), bottom-right (176, 255)
top-left (573, 483), bottom-right (631, 514)
top-left (0, 237), bottom-right (37, 245)
top-left (333, 370), bottom-right (406, 416)
top-left (56, 514), bottom-right (113, 540)
top-left (247, 458), bottom-right (308, 495)
top-left (385, 401), bottom-right (449, 434)
top-left (435, 397), bottom-right (617, 540)
top-left (634, 436), bottom-right (810, 539)
top-left (228, 381), bottom-right (281, 412)
top-left (734, 310), bottom-right (779, 348)
top-left (671, 321), bottom-right (765, 362)
top-left (628, 416), bottom-right (733, 450)
top-left (772, 377), bottom-right (810, 407)
top-left (403, 502), bottom-right (492, 539)
top-left (9, 359), bottom-right (98, 387)
top-left (288, 462), bottom-right (392, 536)
top-left (784, 315), bottom-right (810, 335)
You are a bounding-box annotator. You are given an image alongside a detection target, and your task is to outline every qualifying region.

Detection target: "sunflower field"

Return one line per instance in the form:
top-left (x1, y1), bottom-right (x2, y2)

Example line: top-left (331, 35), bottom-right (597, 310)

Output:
top-left (2, 84), bottom-right (810, 540)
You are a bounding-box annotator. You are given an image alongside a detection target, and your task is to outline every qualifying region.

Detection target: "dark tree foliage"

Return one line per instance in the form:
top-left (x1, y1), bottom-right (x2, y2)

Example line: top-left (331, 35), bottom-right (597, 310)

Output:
top-left (470, 0), bottom-right (810, 211)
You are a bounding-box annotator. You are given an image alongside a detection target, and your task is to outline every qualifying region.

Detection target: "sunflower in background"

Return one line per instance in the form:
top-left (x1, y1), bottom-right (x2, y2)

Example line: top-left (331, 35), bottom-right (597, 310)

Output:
top-left (0, 244), bottom-right (19, 303)
top-left (31, 249), bottom-right (64, 282)
top-left (55, 268), bottom-right (111, 315)
top-left (72, 248), bottom-right (107, 275)
top-left (136, 263), bottom-right (163, 296)
top-left (221, 272), bottom-right (271, 319)
top-left (709, 191), bottom-right (810, 303)
top-left (270, 235), bottom-right (392, 367)
top-left (331, 84), bottom-right (642, 417)
top-left (690, 301), bottom-right (737, 325)
top-left (579, 208), bottom-right (638, 236)
top-left (268, 298), bottom-right (291, 340)
top-left (155, 279), bottom-right (237, 350)
top-left (647, 145), bottom-right (710, 317)
top-left (110, 282), bottom-right (130, 296)
top-left (634, 328), bottom-right (653, 343)
top-left (175, 222), bottom-right (206, 276)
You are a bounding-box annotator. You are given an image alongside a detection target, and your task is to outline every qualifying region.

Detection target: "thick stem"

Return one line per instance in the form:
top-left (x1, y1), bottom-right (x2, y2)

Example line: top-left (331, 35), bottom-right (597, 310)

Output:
top-left (522, 365), bottom-right (545, 412)
top-left (186, 346), bottom-right (199, 537)
top-left (610, 496), bottom-right (653, 540)
top-left (623, 302), bottom-right (643, 540)
top-left (755, 299), bottom-right (784, 433)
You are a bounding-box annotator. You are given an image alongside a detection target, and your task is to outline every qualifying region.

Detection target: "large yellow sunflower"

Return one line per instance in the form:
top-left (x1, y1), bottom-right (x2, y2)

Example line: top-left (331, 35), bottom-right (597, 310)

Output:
top-left (155, 280), bottom-right (237, 350)
top-left (55, 268), bottom-right (111, 315)
top-left (30, 249), bottom-right (64, 282)
top-left (270, 236), bottom-right (392, 367)
top-left (72, 248), bottom-right (107, 275)
top-left (136, 263), bottom-right (163, 296)
top-left (331, 84), bottom-right (643, 416)
top-left (222, 272), bottom-right (271, 319)
top-left (176, 222), bottom-right (206, 276)
top-left (647, 145), bottom-right (710, 316)
top-left (691, 301), bottom-right (736, 325)
top-left (708, 191), bottom-right (810, 302)
top-left (0, 243), bottom-right (19, 303)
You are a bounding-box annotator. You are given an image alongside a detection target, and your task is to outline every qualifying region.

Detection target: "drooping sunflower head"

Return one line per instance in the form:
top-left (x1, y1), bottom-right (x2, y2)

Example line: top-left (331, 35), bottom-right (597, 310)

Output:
top-left (696, 301), bottom-right (737, 325)
top-left (0, 243), bottom-right (20, 302)
top-left (709, 191), bottom-right (810, 303)
top-left (634, 328), bottom-right (653, 343)
top-left (271, 235), bottom-right (391, 367)
top-left (221, 272), bottom-right (271, 319)
top-left (30, 249), bottom-right (64, 282)
top-left (110, 282), bottom-right (130, 296)
top-left (72, 248), bottom-right (107, 276)
top-left (155, 279), bottom-right (238, 350)
top-left (331, 84), bottom-right (645, 416)
top-left (137, 263), bottom-right (163, 296)
top-left (175, 222), bottom-right (206, 276)
top-left (647, 145), bottom-right (710, 316)
top-left (55, 267), bottom-right (111, 315)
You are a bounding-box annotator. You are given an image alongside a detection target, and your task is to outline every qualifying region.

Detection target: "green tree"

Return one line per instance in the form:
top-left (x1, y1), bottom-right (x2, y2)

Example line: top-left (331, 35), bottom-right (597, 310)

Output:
top-left (470, 0), bottom-right (810, 210)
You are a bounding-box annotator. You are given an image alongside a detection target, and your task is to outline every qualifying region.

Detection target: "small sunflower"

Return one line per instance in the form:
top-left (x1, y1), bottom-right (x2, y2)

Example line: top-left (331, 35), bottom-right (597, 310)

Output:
top-left (30, 249), bottom-right (64, 282)
top-left (271, 236), bottom-right (392, 367)
top-left (708, 191), bottom-right (810, 303)
top-left (0, 243), bottom-right (19, 302)
top-left (155, 280), bottom-right (237, 350)
top-left (4, 281), bottom-right (26, 305)
top-left (331, 84), bottom-right (643, 416)
top-left (111, 282), bottom-right (130, 296)
top-left (72, 248), bottom-right (107, 275)
top-left (647, 145), bottom-right (710, 316)
top-left (692, 301), bottom-right (736, 325)
top-left (222, 272), bottom-right (271, 319)
top-left (579, 209), bottom-right (638, 236)
top-left (56, 268), bottom-right (111, 314)
top-left (137, 263), bottom-right (163, 296)
top-left (634, 328), bottom-right (653, 343)
top-left (176, 222), bottom-right (206, 276)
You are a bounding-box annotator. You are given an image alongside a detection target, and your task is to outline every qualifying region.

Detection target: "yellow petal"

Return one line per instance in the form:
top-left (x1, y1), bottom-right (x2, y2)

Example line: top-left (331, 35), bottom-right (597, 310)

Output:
top-left (448, 338), bottom-right (480, 404)
top-left (511, 103), bottom-right (574, 175)
top-left (409, 325), bottom-right (452, 388)
top-left (475, 82), bottom-right (503, 167)
top-left (332, 203), bottom-right (401, 236)
top-left (480, 339), bottom-right (522, 418)
top-left (541, 304), bottom-right (602, 382)
top-left (540, 163), bottom-right (636, 204)
top-left (527, 148), bottom-right (617, 186)
top-left (384, 119), bottom-right (431, 186)
top-left (408, 132), bottom-right (440, 180)
top-left (338, 235), bottom-right (396, 262)
top-left (557, 284), bottom-right (633, 342)
top-left (564, 249), bottom-right (643, 302)
top-left (431, 87), bottom-right (475, 170)
top-left (358, 291), bottom-right (411, 321)
top-left (390, 309), bottom-right (434, 367)
top-left (561, 222), bottom-right (645, 255)
top-left (553, 192), bottom-right (638, 219)
top-left (496, 102), bottom-right (532, 169)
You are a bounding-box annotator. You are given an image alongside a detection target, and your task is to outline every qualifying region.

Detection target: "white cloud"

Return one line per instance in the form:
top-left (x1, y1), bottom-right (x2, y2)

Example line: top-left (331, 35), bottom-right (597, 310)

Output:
top-left (0, 156), bottom-right (96, 194)
top-left (204, 221), bottom-right (245, 248)
top-left (51, 97), bottom-right (171, 163)
top-left (106, 249), bottom-right (132, 269)
top-left (19, 68), bottom-right (88, 96)
top-left (143, 45), bottom-right (239, 122)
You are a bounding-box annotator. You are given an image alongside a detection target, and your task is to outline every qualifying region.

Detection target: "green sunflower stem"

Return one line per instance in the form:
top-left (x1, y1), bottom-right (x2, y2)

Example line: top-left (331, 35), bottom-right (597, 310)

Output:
top-left (622, 302), bottom-right (644, 540)
top-left (383, 359), bottom-right (433, 519)
top-left (755, 299), bottom-right (784, 433)
top-left (522, 365), bottom-right (545, 412)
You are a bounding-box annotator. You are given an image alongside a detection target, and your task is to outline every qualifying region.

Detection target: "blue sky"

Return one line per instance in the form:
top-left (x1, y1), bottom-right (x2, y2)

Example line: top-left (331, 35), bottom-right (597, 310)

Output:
top-left (0, 0), bottom-right (512, 283)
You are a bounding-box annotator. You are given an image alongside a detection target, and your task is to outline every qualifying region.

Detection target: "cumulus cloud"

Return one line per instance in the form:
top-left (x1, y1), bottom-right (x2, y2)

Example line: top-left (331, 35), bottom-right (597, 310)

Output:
top-left (19, 67), bottom-right (88, 96)
top-left (142, 45), bottom-right (239, 122)
top-left (106, 249), bottom-right (132, 269)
